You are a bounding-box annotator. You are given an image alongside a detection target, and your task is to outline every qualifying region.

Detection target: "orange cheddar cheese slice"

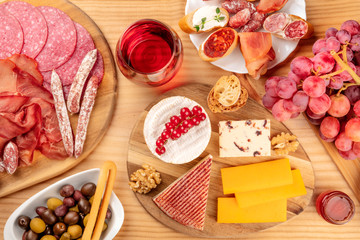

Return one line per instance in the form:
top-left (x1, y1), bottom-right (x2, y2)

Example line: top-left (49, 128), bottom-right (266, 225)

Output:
top-left (221, 158), bottom-right (292, 194)
top-left (217, 197), bottom-right (287, 223)
top-left (235, 169), bottom-right (307, 208)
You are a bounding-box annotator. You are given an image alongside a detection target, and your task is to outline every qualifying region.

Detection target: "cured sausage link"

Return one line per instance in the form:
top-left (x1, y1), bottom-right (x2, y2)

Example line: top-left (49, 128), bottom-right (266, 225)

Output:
top-left (74, 75), bottom-right (99, 158)
top-left (2, 141), bottom-right (19, 174)
top-left (67, 49), bottom-right (97, 114)
top-left (51, 70), bottom-right (74, 157)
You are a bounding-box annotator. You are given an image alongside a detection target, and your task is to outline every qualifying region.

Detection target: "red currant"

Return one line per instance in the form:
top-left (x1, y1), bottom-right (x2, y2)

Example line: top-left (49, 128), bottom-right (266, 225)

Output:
top-left (156, 146), bottom-right (166, 155)
top-left (171, 129), bottom-right (181, 140)
top-left (170, 115), bottom-right (181, 126)
top-left (165, 122), bottom-right (174, 131)
top-left (192, 105), bottom-right (202, 116)
top-left (156, 138), bottom-right (165, 148)
top-left (191, 117), bottom-right (201, 126)
top-left (198, 112), bottom-right (206, 121)
top-left (182, 119), bottom-right (193, 129)
top-left (180, 107), bottom-right (192, 120)
top-left (161, 130), bottom-right (170, 140)
top-left (178, 124), bottom-right (187, 134)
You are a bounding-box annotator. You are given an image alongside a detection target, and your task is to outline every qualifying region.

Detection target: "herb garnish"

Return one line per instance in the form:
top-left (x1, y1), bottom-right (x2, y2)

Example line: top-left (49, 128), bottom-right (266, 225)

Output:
top-left (194, 7), bottom-right (225, 32)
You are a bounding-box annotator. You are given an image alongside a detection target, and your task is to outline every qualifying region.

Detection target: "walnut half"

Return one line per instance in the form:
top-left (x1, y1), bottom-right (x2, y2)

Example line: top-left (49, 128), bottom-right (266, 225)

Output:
top-left (129, 164), bottom-right (161, 194)
top-left (271, 132), bottom-right (299, 155)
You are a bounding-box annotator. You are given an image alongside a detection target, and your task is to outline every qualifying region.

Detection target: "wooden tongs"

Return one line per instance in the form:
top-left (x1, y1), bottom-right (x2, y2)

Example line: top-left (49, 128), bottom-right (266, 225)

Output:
top-left (83, 161), bottom-right (117, 240)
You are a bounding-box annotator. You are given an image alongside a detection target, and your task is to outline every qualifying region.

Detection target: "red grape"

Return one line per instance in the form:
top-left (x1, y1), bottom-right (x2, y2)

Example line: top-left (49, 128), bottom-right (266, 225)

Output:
top-left (327, 94), bottom-right (351, 117)
top-left (354, 100), bottom-right (360, 117)
top-left (312, 52), bottom-right (335, 74)
top-left (338, 47), bottom-right (354, 62)
top-left (192, 105), bottom-right (202, 116)
top-left (156, 146), bottom-right (166, 155)
top-left (328, 76), bottom-right (343, 90)
top-left (325, 27), bottom-right (338, 38)
top-left (349, 34), bottom-right (360, 51)
top-left (306, 108), bottom-right (326, 119)
top-left (326, 36), bottom-right (341, 52)
top-left (341, 20), bottom-right (360, 36)
top-left (353, 142), bottom-right (360, 157)
top-left (302, 76), bottom-right (326, 97)
top-left (320, 116), bottom-right (340, 139)
top-left (312, 39), bottom-right (327, 55)
top-left (308, 93), bottom-right (331, 114)
top-left (344, 85), bottom-right (360, 105)
top-left (335, 132), bottom-right (353, 151)
top-left (180, 107), bottom-right (192, 120)
top-left (288, 71), bottom-right (302, 84)
top-left (335, 61), bottom-right (356, 82)
top-left (319, 131), bottom-right (336, 142)
top-left (345, 118), bottom-right (360, 142)
top-left (262, 93), bottom-right (280, 110)
top-left (283, 99), bottom-right (300, 113)
top-left (338, 149), bottom-right (358, 160)
top-left (356, 66), bottom-right (360, 76)
top-left (290, 56), bottom-right (313, 79)
top-left (265, 76), bottom-right (284, 97)
top-left (272, 99), bottom-right (292, 122)
top-left (307, 116), bottom-right (324, 125)
top-left (292, 91), bottom-right (309, 112)
top-left (276, 78), bottom-right (297, 99)
top-left (336, 29), bottom-right (351, 44)
top-left (291, 112), bottom-right (301, 118)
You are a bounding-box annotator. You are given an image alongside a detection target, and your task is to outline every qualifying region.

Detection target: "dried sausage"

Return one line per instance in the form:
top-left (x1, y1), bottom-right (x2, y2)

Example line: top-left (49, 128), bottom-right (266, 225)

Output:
top-left (229, 8), bottom-right (251, 29)
top-left (3, 141), bottom-right (19, 174)
top-left (222, 0), bottom-right (256, 14)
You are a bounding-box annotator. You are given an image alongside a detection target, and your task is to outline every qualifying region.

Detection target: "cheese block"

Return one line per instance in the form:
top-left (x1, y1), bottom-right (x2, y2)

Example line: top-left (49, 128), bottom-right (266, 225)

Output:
top-left (219, 120), bottom-right (270, 157)
top-left (221, 158), bottom-right (292, 194)
top-left (217, 198), bottom-right (287, 223)
top-left (235, 169), bottom-right (307, 208)
top-left (153, 155), bottom-right (213, 230)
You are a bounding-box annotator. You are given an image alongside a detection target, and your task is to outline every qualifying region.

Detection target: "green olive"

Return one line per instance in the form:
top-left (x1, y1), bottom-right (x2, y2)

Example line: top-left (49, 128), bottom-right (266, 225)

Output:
top-left (83, 214), bottom-right (89, 227)
top-left (47, 197), bottom-right (63, 211)
top-left (69, 205), bottom-right (79, 212)
top-left (29, 218), bottom-right (46, 234)
top-left (102, 222), bottom-right (108, 232)
top-left (68, 225), bottom-right (82, 239)
top-left (59, 232), bottom-right (71, 240)
top-left (40, 235), bottom-right (57, 240)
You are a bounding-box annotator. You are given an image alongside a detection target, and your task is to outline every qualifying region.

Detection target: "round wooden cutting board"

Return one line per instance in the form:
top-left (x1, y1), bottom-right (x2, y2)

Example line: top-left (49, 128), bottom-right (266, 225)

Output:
top-left (127, 83), bottom-right (315, 238)
top-left (0, 0), bottom-right (117, 197)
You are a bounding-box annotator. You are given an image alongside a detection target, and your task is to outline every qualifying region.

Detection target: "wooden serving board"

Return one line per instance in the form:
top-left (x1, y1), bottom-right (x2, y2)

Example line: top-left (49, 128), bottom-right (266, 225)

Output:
top-left (0, 0), bottom-right (117, 197)
top-left (127, 83), bottom-right (314, 238)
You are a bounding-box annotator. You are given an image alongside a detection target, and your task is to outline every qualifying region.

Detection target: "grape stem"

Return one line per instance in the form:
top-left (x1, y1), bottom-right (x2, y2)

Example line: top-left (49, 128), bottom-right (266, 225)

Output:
top-left (330, 50), bottom-right (360, 85)
top-left (337, 83), bottom-right (358, 96)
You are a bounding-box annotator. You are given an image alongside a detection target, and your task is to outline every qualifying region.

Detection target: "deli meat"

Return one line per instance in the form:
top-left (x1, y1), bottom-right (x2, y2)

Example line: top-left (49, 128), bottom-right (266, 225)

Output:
top-left (222, 0), bottom-right (256, 14)
top-left (2, 1), bottom-right (48, 58)
top-left (239, 11), bottom-right (266, 33)
top-left (0, 15), bottom-right (23, 59)
top-left (153, 155), bottom-right (213, 230)
top-left (35, 6), bottom-right (77, 72)
top-left (3, 141), bottom-right (19, 174)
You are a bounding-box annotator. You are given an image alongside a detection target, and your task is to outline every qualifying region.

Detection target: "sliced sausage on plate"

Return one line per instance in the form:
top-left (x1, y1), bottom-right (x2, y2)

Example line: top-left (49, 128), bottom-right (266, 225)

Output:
top-left (2, 1), bottom-right (48, 58)
top-left (0, 15), bottom-right (23, 59)
top-left (35, 6), bottom-right (77, 72)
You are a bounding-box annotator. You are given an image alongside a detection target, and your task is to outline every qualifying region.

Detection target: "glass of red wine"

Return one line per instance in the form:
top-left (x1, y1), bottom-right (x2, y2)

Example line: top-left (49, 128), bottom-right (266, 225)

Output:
top-left (116, 19), bottom-right (183, 86)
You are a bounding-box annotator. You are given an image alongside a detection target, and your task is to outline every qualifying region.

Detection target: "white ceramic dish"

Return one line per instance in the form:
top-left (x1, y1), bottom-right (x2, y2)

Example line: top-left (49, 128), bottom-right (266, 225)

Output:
top-left (144, 96), bottom-right (211, 164)
top-left (185, 0), bottom-right (307, 73)
top-left (4, 168), bottom-right (124, 240)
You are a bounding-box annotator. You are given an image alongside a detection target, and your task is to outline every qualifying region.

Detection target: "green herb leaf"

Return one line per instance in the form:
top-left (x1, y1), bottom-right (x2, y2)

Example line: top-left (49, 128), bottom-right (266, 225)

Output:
top-left (194, 25), bottom-right (200, 32)
top-left (201, 24), bottom-right (204, 29)
top-left (201, 17), bottom-right (206, 23)
top-left (216, 7), bottom-right (220, 14)
top-left (218, 16), bottom-right (225, 21)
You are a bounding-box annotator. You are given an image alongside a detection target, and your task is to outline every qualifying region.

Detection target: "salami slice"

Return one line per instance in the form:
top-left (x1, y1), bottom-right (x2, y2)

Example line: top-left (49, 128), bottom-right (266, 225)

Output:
top-left (263, 13), bottom-right (290, 33)
top-left (3, 1), bottom-right (48, 58)
top-left (284, 20), bottom-right (308, 40)
top-left (0, 15), bottom-right (23, 59)
top-left (35, 6), bottom-right (77, 72)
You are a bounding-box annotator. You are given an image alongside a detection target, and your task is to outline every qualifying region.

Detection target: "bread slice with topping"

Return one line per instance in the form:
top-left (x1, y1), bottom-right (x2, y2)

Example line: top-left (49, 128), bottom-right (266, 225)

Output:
top-left (179, 6), bottom-right (229, 34)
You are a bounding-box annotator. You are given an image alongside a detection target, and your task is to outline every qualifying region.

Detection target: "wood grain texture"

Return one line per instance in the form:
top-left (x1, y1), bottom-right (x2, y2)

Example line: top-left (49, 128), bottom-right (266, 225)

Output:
top-left (0, 0), bottom-right (117, 197)
top-left (127, 83), bottom-right (314, 238)
top-left (1, 0), bottom-right (360, 239)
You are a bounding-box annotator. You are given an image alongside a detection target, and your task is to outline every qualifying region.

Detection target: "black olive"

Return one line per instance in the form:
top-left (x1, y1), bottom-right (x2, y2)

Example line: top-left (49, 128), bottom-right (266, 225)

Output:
top-left (40, 209), bottom-right (57, 225)
top-left (81, 183), bottom-right (96, 197)
top-left (78, 198), bottom-right (91, 215)
top-left (17, 215), bottom-right (31, 230)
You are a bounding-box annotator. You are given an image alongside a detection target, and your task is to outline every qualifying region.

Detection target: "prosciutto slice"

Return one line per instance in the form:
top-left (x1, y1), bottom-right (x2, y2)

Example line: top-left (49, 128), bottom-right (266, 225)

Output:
top-left (257, 0), bottom-right (288, 14)
top-left (239, 32), bottom-right (275, 79)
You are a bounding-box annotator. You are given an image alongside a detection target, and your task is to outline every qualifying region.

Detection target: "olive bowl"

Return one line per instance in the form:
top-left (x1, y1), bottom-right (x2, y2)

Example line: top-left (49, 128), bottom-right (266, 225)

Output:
top-left (4, 168), bottom-right (124, 239)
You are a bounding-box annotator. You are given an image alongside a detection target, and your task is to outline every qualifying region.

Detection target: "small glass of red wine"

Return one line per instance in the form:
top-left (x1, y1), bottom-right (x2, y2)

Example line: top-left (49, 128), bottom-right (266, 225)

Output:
top-left (116, 19), bottom-right (183, 86)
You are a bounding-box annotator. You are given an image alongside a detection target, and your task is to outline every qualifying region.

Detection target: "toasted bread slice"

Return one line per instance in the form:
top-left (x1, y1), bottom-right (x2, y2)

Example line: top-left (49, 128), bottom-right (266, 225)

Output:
top-left (213, 75), bottom-right (241, 106)
top-left (198, 27), bottom-right (238, 62)
top-left (179, 6), bottom-right (229, 34)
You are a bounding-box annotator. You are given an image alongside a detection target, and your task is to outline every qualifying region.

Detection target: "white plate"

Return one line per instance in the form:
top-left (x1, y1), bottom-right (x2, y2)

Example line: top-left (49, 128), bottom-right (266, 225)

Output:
top-left (144, 96), bottom-right (211, 164)
top-left (4, 169), bottom-right (124, 240)
top-left (185, 0), bottom-right (307, 73)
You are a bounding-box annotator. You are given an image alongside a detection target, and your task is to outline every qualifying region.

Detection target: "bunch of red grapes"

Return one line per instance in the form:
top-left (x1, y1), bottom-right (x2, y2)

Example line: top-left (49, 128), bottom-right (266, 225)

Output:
top-left (155, 106), bottom-right (207, 155)
top-left (263, 20), bottom-right (360, 160)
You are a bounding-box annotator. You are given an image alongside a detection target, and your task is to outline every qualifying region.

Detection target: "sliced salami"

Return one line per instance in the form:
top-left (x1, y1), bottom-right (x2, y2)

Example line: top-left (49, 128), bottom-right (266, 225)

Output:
top-left (263, 13), bottom-right (290, 33)
top-left (3, 141), bottom-right (19, 175)
top-left (284, 20), bottom-right (308, 40)
top-left (3, 1), bottom-right (48, 58)
top-left (35, 6), bottom-right (77, 72)
top-left (0, 15), bottom-right (23, 59)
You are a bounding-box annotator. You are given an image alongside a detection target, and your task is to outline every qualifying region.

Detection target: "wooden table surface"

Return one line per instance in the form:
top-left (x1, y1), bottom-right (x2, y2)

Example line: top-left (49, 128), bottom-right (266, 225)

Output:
top-left (1, 0), bottom-right (360, 239)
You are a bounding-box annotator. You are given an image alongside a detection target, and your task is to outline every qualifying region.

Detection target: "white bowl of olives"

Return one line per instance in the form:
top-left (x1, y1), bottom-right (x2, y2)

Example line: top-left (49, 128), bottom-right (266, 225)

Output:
top-left (4, 168), bottom-right (124, 240)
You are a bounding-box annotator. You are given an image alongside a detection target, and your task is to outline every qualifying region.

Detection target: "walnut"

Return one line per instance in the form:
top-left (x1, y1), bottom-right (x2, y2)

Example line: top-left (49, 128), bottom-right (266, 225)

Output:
top-left (271, 132), bottom-right (299, 155)
top-left (129, 164), bottom-right (161, 194)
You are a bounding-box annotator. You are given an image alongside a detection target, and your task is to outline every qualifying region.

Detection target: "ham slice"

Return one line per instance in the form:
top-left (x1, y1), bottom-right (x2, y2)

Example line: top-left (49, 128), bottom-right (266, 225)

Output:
top-left (257, 0), bottom-right (288, 14)
top-left (239, 32), bottom-right (275, 79)
top-left (153, 155), bottom-right (213, 230)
